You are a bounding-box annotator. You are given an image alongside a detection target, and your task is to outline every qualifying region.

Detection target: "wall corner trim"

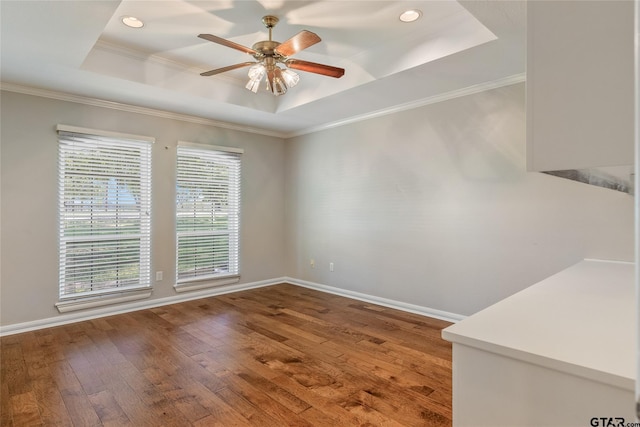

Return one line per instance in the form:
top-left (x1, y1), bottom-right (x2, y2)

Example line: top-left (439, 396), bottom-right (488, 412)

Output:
top-left (0, 82), bottom-right (287, 139)
top-left (282, 277), bottom-right (466, 324)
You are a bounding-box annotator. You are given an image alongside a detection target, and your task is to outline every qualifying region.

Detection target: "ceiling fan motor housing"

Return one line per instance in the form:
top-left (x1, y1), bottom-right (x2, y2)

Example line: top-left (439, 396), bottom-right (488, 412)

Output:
top-left (252, 40), bottom-right (280, 58)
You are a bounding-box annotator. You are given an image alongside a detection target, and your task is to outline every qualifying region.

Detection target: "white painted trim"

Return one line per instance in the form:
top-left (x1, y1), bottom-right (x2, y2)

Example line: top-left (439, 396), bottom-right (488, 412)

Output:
top-left (57, 124), bottom-right (155, 143)
top-left (92, 39), bottom-right (245, 87)
top-left (0, 276), bottom-right (464, 336)
top-left (177, 141), bottom-right (244, 154)
top-left (283, 277), bottom-right (466, 323)
top-left (174, 276), bottom-right (240, 293)
top-left (0, 277), bottom-right (285, 337)
top-left (583, 258), bottom-right (634, 265)
top-left (285, 73), bottom-right (527, 138)
top-left (2, 74), bottom-right (526, 141)
top-left (55, 290), bottom-right (153, 313)
top-left (0, 82), bottom-right (287, 139)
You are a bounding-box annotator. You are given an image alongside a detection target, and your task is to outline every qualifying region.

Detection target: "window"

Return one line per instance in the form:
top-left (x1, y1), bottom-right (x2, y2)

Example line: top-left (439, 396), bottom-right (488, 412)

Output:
top-left (176, 143), bottom-right (242, 288)
top-left (57, 125), bottom-right (152, 301)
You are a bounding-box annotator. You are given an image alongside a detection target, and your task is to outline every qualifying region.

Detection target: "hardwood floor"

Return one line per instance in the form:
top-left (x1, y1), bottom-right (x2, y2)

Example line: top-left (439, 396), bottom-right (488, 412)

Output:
top-left (1, 284), bottom-right (453, 426)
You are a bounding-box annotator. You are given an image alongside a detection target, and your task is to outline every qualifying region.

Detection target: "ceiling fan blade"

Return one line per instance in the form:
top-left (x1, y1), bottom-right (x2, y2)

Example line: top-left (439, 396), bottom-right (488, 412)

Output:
top-left (200, 62), bottom-right (255, 77)
top-left (286, 59), bottom-right (345, 78)
top-left (198, 34), bottom-right (257, 55)
top-left (275, 30), bottom-right (321, 57)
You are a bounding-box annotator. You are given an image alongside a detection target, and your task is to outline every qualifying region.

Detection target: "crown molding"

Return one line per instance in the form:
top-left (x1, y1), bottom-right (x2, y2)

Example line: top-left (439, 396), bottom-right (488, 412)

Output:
top-left (2, 73), bottom-right (525, 141)
top-left (0, 82), bottom-right (288, 138)
top-left (284, 73), bottom-right (526, 138)
top-left (91, 39), bottom-right (246, 87)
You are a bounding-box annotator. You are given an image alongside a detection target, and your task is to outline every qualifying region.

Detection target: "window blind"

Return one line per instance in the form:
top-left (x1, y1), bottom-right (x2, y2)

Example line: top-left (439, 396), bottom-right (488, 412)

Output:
top-left (57, 127), bottom-right (152, 299)
top-left (176, 144), bottom-right (241, 283)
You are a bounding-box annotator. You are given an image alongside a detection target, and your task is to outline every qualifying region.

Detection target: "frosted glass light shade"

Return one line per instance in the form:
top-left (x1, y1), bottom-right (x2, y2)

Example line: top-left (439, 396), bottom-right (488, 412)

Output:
top-left (246, 64), bottom-right (298, 96)
top-left (245, 78), bottom-right (261, 93)
top-left (270, 68), bottom-right (287, 96)
top-left (281, 69), bottom-right (299, 88)
top-left (248, 64), bottom-right (266, 80)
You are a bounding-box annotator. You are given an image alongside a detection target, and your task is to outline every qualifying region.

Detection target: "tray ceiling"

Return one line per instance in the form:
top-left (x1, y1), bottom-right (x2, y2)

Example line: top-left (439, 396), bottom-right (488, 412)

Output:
top-left (0, 1), bottom-right (525, 136)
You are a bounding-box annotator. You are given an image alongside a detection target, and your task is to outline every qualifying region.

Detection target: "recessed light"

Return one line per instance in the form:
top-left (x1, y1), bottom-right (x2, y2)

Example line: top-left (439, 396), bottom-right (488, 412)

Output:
top-left (122, 16), bottom-right (144, 28)
top-left (399, 9), bottom-right (422, 23)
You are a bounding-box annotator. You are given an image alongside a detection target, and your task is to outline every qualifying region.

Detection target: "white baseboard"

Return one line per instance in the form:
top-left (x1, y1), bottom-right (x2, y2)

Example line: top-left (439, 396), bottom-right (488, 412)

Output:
top-left (283, 277), bottom-right (466, 323)
top-left (0, 277), bottom-right (284, 337)
top-left (0, 276), bottom-right (465, 336)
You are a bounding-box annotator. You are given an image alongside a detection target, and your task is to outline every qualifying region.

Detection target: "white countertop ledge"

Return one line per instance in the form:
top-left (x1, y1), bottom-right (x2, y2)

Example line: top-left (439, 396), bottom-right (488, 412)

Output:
top-left (442, 259), bottom-right (636, 391)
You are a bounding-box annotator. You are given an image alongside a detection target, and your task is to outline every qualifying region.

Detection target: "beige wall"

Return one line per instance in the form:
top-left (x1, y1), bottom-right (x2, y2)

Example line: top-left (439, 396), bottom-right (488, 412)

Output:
top-left (1, 82), bottom-right (634, 327)
top-left (0, 90), bottom-right (286, 326)
top-left (284, 83), bottom-right (634, 316)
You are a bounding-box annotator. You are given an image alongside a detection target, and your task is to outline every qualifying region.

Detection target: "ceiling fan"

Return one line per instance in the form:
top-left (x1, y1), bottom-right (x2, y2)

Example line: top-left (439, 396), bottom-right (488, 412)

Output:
top-left (198, 15), bottom-right (345, 96)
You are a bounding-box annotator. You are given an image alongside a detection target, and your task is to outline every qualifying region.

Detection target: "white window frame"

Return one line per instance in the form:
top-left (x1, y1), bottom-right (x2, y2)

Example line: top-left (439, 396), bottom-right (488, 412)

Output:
top-left (175, 142), bottom-right (242, 292)
top-left (56, 125), bottom-right (153, 311)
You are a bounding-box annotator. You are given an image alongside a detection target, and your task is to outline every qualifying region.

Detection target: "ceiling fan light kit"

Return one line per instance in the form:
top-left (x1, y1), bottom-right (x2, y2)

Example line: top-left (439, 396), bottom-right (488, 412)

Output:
top-left (199, 15), bottom-right (345, 96)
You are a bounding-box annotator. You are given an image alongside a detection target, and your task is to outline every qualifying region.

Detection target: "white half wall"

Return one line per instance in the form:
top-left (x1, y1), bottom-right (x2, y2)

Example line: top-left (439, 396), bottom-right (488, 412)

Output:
top-left (0, 90), bottom-right (287, 327)
top-left (284, 82), bottom-right (634, 317)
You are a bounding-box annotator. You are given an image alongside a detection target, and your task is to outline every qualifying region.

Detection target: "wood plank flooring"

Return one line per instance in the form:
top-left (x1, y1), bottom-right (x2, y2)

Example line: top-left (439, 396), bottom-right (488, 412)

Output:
top-left (1, 284), bottom-right (452, 426)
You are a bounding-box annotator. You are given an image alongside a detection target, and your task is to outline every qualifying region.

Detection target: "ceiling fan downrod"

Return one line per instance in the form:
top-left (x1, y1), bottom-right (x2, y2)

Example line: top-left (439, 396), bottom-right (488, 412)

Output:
top-left (262, 15), bottom-right (279, 42)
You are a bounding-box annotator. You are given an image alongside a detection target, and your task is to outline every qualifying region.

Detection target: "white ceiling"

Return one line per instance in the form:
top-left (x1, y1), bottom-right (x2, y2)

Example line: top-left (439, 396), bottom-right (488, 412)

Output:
top-left (0, 0), bottom-right (525, 137)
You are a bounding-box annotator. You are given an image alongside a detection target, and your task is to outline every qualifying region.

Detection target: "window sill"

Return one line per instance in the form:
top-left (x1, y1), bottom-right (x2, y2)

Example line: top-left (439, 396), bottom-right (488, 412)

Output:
top-left (174, 275), bottom-right (240, 293)
top-left (55, 289), bottom-right (152, 313)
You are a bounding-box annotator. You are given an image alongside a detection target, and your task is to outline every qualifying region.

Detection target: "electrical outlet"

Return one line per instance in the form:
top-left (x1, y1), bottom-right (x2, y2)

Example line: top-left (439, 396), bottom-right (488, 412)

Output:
top-left (155, 271), bottom-right (163, 281)
top-left (329, 262), bottom-right (334, 272)
top-left (310, 259), bottom-right (315, 268)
